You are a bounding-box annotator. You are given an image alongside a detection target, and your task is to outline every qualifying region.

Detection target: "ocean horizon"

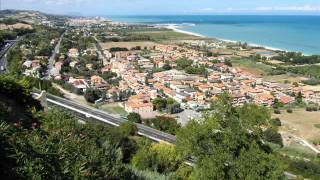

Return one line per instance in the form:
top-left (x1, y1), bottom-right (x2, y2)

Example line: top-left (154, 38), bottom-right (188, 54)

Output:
top-left (108, 15), bottom-right (320, 55)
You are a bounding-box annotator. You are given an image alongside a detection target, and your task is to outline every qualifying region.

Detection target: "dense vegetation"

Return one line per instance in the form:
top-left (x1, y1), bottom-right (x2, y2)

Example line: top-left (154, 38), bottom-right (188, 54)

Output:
top-left (274, 52), bottom-right (320, 65)
top-left (176, 93), bottom-right (285, 179)
top-left (1, 75), bottom-right (320, 179)
top-left (152, 97), bottom-right (181, 114)
top-left (286, 65), bottom-right (320, 79)
top-left (6, 25), bottom-right (63, 75)
top-left (0, 19), bottom-right (35, 46)
top-left (60, 30), bottom-right (96, 54)
top-left (176, 58), bottom-right (207, 76)
top-left (0, 75), bottom-right (163, 179)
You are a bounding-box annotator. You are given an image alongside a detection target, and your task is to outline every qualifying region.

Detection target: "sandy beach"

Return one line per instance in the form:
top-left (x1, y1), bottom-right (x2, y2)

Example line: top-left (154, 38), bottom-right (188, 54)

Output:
top-left (164, 24), bottom-right (288, 53)
top-left (165, 24), bottom-right (206, 38)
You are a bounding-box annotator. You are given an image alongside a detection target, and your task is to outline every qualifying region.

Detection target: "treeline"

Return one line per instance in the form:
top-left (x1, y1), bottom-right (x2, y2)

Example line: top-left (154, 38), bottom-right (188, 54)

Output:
top-left (0, 28), bottom-right (35, 46)
top-left (0, 18), bottom-right (24, 25)
top-left (287, 65), bottom-right (320, 79)
top-left (97, 34), bottom-right (151, 43)
top-left (274, 52), bottom-right (320, 65)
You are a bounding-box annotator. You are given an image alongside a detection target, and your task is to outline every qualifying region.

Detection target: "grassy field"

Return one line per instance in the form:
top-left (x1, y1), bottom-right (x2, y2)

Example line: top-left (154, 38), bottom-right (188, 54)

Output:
top-left (231, 59), bottom-right (306, 84)
top-left (98, 103), bottom-right (128, 116)
top-left (130, 30), bottom-right (203, 41)
top-left (100, 41), bottom-right (157, 50)
top-left (277, 142), bottom-right (318, 159)
top-left (231, 59), bottom-right (273, 76)
top-left (264, 74), bottom-right (304, 84)
top-left (273, 109), bottom-right (320, 142)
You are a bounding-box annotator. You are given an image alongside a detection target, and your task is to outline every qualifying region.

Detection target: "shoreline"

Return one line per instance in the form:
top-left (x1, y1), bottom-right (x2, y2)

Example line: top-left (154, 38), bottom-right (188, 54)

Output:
top-left (108, 18), bottom-right (313, 55)
top-left (166, 25), bottom-right (288, 53)
top-left (165, 24), bottom-right (206, 38)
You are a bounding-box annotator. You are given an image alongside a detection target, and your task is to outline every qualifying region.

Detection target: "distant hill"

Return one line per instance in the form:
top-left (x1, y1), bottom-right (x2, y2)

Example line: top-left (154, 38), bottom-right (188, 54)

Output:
top-left (0, 9), bottom-right (69, 25)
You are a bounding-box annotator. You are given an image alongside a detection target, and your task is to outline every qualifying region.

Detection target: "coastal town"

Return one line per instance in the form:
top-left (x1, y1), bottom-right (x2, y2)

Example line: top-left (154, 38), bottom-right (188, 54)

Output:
top-left (1, 8), bottom-right (320, 180)
top-left (16, 15), bottom-right (320, 122)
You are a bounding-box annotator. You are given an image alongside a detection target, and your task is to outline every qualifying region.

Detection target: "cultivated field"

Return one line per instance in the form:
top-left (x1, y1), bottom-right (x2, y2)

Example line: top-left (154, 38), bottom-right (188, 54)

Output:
top-left (0, 23), bottom-right (32, 30)
top-left (130, 30), bottom-right (203, 41)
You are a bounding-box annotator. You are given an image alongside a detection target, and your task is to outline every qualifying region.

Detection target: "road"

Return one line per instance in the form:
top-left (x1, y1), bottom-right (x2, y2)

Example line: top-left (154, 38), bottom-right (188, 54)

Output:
top-left (0, 40), bottom-right (18, 73)
top-left (33, 90), bottom-right (176, 143)
top-left (45, 32), bottom-right (65, 79)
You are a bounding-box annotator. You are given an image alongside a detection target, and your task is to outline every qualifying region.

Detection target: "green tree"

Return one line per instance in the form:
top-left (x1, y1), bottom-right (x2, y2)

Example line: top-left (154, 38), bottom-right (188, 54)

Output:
top-left (167, 103), bottom-right (181, 114)
top-left (176, 58), bottom-right (192, 70)
top-left (264, 128), bottom-right (283, 147)
top-left (162, 63), bottom-right (172, 70)
top-left (84, 88), bottom-right (101, 103)
top-left (237, 103), bottom-right (270, 136)
top-left (150, 116), bottom-right (181, 135)
top-left (118, 121), bottom-right (138, 136)
top-left (152, 97), bottom-right (167, 111)
top-left (296, 92), bottom-right (303, 104)
top-left (273, 98), bottom-right (283, 109)
top-left (176, 92), bottom-right (284, 179)
top-left (132, 142), bottom-right (182, 174)
top-left (127, 112), bottom-right (142, 123)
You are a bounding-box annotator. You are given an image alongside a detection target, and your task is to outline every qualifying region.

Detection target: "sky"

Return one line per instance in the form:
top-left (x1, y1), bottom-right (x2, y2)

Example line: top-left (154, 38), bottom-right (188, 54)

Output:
top-left (1, 0), bottom-right (320, 16)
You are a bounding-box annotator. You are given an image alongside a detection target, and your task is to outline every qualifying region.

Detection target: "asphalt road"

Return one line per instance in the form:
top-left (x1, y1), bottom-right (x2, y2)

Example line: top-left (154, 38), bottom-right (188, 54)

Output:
top-left (0, 40), bottom-right (17, 73)
top-left (34, 91), bottom-right (176, 143)
top-left (45, 32), bottom-right (65, 79)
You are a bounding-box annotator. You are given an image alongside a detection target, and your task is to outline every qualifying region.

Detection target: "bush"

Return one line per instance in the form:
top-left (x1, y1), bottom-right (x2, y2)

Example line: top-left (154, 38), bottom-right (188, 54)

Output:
top-left (264, 128), bottom-right (283, 147)
top-left (286, 109), bottom-right (293, 113)
top-left (302, 79), bottom-right (320, 86)
top-left (127, 112), bottom-right (142, 123)
top-left (274, 109), bottom-right (281, 114)
top-left (270, 118), bottom-right (282, 127)
top-left (118, 121), bottom-right (138, 136)
top-left (288, 160), bottom-right (320, 179)
top-left (306, 106), bottom-right (312, 112)
top-left (144, 116), bottom-right (181, 135)
top-left (306, 106), bottom-right (318, 112)
top-left (84, 88), bottom-right (101, 103)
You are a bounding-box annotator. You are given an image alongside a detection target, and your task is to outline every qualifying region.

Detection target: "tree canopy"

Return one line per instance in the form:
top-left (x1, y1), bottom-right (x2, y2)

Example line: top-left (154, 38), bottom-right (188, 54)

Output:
top-left (176, 92), bottom-right (284, 179)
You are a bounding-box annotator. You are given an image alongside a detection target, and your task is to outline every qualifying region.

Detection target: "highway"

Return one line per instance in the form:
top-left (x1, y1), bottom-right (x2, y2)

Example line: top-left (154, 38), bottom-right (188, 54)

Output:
top-left (33, 91), bottom-right (176, 143)
top-left (0, 40), bottom-right (18, 73)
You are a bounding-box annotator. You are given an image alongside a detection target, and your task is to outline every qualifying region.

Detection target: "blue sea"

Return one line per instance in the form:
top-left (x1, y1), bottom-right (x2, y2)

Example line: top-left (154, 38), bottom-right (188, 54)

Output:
top-left (108, 15), bottom-right (320, 55)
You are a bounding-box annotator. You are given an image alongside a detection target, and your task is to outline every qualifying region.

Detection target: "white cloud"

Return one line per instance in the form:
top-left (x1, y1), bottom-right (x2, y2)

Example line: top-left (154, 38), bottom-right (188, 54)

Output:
top-left (194, 5), bottom-right (320, 13)
top-left (9, 0), bottom-right (87, 5)
top-left (256, 5), bottom-right (320, 11)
